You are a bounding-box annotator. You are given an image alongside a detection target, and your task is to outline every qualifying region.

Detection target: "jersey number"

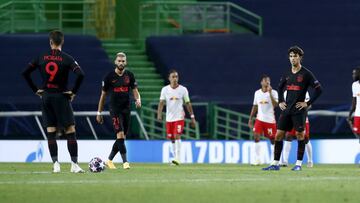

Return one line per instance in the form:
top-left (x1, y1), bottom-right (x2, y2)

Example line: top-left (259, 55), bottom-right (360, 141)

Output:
top-left (45, 62), bottom-right (59, 82)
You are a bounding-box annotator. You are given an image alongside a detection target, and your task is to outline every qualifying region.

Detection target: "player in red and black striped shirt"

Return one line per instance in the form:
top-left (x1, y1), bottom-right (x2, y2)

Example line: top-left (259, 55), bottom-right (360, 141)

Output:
top-left (263, 46), bottom-right (322, 171)
top-left (22, 30), bottom-right (85, 173)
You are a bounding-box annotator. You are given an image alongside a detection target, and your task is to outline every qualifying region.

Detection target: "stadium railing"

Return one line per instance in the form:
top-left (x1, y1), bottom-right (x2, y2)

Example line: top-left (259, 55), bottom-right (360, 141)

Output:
top-left (139, 106), bottom-right (200, 140)
top-left (212, 105), bottom-right (253, 140)
top-left (138, 1), bottom-right (263, 39)
top-left (0, 111), bottom-right (149, 140)
top-left (0, 0), bottom-right (115, 38)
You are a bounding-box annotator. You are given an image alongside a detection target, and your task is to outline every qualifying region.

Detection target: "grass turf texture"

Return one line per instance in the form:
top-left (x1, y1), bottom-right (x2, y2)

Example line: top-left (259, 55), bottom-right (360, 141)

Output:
top-left (0, 163), bottom-right (359, 203)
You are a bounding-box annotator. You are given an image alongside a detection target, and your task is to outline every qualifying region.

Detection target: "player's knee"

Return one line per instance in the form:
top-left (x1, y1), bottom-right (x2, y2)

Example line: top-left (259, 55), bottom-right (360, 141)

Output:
top-left (254, 134), bottom-right (260, 142)
top-left (285, 135), bottom-right (293, 142)
top-left (116, 132), bottom-right (125, 139)
top-left (47, 127), bottom-right (56, 133)
top-left (175, 134), bottom-right (181, 140)
top-left (64, 125), bottom-right (75, 134)
top-left (296, 131), bottom-right (305, 140)
top-left (275, 131), bottom-right (285, 141)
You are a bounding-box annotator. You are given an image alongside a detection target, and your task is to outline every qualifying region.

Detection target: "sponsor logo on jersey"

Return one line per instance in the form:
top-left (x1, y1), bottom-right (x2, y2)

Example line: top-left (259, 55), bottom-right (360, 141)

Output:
top-left (114, 86), bottom-right (129, 92)
top-left (297, 75), bottom-right (304, 82)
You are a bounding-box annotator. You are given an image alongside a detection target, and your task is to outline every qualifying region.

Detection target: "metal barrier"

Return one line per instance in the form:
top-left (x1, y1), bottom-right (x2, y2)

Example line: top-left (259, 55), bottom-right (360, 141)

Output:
top-left (0, 111), bottom-right (149, 140)
top-left (139, 1), bottom-right (262, 39)
top-left (212, 105), bottom-right (253, 140)
top-left (0, 0), bottom-right (114, 37)
top-left (139, 106), bottom-right (200, 140)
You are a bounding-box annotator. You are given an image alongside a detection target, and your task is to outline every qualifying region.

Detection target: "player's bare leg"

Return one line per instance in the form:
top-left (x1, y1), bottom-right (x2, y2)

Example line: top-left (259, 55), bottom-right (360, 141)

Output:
top-left (262, 130), bottom-right (285, 170)
top-left (47, 126), bottom-right (60, 173)
top-left (65, 125), bottom-right (84, 173)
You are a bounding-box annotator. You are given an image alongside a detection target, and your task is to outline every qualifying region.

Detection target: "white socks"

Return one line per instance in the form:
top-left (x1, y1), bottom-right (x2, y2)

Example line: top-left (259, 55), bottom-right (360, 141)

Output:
top-left (270, 144), bottom-right (274, 161)
top-left (283, 141), bottom-right (291, 164)
top-left (296, 160), bottom-right (303, 166)
top-left (175, 139), bottom-right (181, 162)
top-left (171, 142), bottom-right (176, 158)
top-left (255, 142), bottom-right (261, 161)
top-left (306, 141), bottom-right (313, 163)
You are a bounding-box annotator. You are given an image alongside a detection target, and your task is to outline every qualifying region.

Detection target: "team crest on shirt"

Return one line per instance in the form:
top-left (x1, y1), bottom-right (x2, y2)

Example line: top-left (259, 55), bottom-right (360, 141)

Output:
top-left (297, 75), bottom-right (304, 82)
top-left (124, 75), bottom-right (130, 85)
top-left (170, 96), bottom-right (179, 101)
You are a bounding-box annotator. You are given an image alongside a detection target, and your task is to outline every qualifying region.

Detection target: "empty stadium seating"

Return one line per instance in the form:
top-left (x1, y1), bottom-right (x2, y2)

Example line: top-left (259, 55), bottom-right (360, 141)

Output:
top-left (0, 34), bottom-right (113, 107)
top-left (147, 0), bottom-right (360, 106)
top-left (146, 0), bottom-right (360, 136)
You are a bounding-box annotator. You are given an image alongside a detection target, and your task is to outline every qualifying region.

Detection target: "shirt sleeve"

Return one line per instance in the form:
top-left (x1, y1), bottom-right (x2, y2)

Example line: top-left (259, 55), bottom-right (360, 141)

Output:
top-left (308, 71), bottom-right (321, 89)
top-left (278, 76), bottom-right (287, 103)
top-left (305, 91), bottom-right (310, 102)
top-left (68, 56), bottom-right (81, 72)
top-left (253, 92), bottom-right (258, 105)
top-left (102, 75), bottom-right (110, 92)
top-left (129, 72), bottom-right (138, 89)
top-left (22, 56), bottom-right (40, 93)
top-left (352, 83), bottom-right (356, 97)
top-left (160, 87), bottom-right (166, 101)
top-left (183, 87), bottom-right (190, 103)
top-left (272, 90), bottom-right (279, 102)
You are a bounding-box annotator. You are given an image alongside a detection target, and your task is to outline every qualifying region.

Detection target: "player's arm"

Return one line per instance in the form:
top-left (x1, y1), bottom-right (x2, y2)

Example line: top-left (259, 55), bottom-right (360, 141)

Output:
top-left (133, 88), bottom-right (141, 108)
top-left (268, 87), bottom-right (278, 107)
top-left (277, 76), bottom-right (287, 110)
top-left (22, 59), bottom-right (43, 97)
top-left (183, 88), bottom-right (196, 127)
top-left (185, 101), bottom-right (196, 128)
top-left (348, 97), bottom-right (356, 125)
top-left (157, 100), bottom-right (165, 121)
top-left (96, 90), bottom-right (107, 124)
top-left (130, 72), bottom-right (141, 108)
top-left (96, 76), bottom-right (110, 124)
top-left (64, 60), bottom-right (84, 101)
top-left (248, 105), bottom-right (258, 129)
top-left (297, 72), bottom-right (323, 110)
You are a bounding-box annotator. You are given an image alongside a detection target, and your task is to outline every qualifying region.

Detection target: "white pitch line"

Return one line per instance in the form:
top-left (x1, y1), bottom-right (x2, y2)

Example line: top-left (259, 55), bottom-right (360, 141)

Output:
top-left (0, 171), bottom-right (53, 175)
top-left (0, 176), bottom-right (360, 185)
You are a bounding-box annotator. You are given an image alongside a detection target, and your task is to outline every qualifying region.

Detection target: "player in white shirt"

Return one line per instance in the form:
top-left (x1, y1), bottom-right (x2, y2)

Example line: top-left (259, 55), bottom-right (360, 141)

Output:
top-left (280, 91), bottom-right (313, 168)
top-left (248, 75), bottom-right (278, 165)
top-left (348, 68), bottom-right (360, 142)
top-left (157, 70), bottom-right (196, 165)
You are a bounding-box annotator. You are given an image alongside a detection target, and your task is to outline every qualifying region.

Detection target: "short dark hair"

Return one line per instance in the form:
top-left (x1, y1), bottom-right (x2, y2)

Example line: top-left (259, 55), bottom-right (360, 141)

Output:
top-left (49, 30), bottom-right (64, 46)
top-left (168, 69), bottom-right (178, 77)
top-left (260, 74), bottom-right (269, 81)
top-left (288, 46), bottom-right (304, 57)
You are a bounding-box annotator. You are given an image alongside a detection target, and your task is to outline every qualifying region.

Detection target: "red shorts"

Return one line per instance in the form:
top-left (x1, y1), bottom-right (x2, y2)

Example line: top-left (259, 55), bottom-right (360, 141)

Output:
top-left (287, 122), bottom-right (310, 138)
top-left (166, 120), bottom-right (184, 139)
top-left (253, 119), bottom-right (277, 139)
top-left (352, 117), bottom-right (360, 134)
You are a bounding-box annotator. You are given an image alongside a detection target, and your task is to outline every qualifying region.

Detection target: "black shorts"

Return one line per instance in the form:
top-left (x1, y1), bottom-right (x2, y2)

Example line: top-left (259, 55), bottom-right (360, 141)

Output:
top-left (277, 112), bottom-right (306, 133)
top-left (41, 92), bottom-right (75, 128)
top-left (110, 108), bottom-right (130, 135)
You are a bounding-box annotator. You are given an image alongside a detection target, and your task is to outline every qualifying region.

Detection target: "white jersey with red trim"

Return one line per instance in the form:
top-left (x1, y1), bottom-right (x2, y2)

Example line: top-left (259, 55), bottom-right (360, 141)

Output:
top-left (352, 81), bottom-right (360, 117)
top-left (253, 89), bottom-right (278, 123)
top-left (160, 85), bottom-right (190, 122)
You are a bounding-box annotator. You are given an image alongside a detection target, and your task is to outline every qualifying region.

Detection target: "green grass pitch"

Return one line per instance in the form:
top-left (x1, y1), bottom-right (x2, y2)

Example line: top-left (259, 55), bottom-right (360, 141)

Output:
top-left (0, 163), bottom-right (359, 203)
